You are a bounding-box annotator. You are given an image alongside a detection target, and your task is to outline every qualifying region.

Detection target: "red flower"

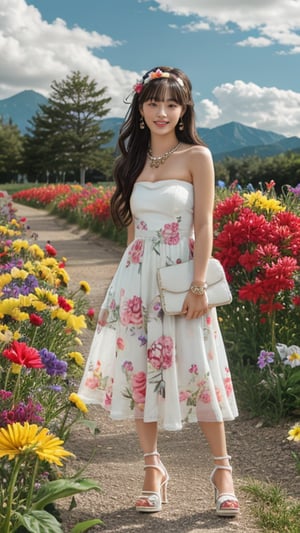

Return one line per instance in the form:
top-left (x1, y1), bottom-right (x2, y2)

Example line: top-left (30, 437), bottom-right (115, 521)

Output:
top-left (58, 295), bottom-right (72, 312)
top-left (3, 341), bottom-right (44, 368)
top-left (29, 313), bottom-right (44, 326)
top-left (292, 296), bottom-right (300, 306)
top-left (87, 308), bottom-right (95, 318)
top-left (45, 243), bottom-right (57, 256)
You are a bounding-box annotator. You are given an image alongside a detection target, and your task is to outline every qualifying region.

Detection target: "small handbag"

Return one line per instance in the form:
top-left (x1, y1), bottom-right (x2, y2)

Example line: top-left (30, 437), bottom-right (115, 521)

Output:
top-left (157, 257), bottom-right (232, 315)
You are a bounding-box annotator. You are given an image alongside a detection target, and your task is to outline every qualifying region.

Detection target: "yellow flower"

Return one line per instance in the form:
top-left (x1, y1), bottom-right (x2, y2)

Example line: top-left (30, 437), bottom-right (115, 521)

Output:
top-left (11, 309), bottom-right (29, 321)
top-left (68, 351), bottom-right (84, 366)
top-left (13, 239), bottom-right (30, 253)
top-left (11, 363), bottom-right (22, 374)
top-left (243, 191), bottom-right (285, 213)
top-left (79, 280), bottom-right (91, 294)
top-left (41, 257), bottom-right (58, 267)
top-left (11, 267), bottom-right (28, 280)
top-left (0, 273), bottom-right (12, 290)
top-left (69, 393), bottom-right (88, 413)
top-left (28, 244), bottom-right (45, 259)
top-left (66, 313), bottom-right (87, 332)
top-left (74, 337), bottom-right (83, 346)
top-left (0, 298), bottom-right (19, 317)
top-left (51, 307), bottom-right (69, 321)
top-left (35, 288), bottom-right (58, 305)
top-left (287, 423), bottom-right (300, 442)
top-left (57, 268), bottom-right (70, 285)
top-left (0, 328), bottom-right (14, 344)
top-left (0, 422), bottom-right (74, 466)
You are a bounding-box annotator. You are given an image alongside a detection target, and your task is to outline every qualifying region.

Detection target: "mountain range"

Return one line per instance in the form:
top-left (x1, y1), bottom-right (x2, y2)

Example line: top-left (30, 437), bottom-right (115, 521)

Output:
top-left (1, 90), bottom-right (300, 161)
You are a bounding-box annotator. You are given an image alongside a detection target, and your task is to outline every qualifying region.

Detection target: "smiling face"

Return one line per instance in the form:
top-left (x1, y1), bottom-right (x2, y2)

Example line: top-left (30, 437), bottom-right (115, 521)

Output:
top-left (140, 88), bottom-right (184, 137)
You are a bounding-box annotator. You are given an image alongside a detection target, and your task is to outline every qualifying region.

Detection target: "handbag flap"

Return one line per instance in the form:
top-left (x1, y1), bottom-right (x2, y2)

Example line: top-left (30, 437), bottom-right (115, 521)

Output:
top-left (157, 258), bottom-right (227, 293)
top-left (157, 261), bottom-right (193, 293)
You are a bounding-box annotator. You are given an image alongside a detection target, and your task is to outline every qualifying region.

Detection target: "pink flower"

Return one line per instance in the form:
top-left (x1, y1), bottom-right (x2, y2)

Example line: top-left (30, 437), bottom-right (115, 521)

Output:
top-left (161, 222), bottom-right (180, 245)
top-left (147, 336), bottom-right (173, 370)
top-left (87, 308), bottom-right (95, 318)
top-left (132, 371), bottom-right (146, 404)
top-left (189, 364), bottom-right (198, 374)
top-left (122, 360), bottom-right (133, 372)
top-left (215, 387), bottom-right (222, 402)
top-left (199, 391), bottom-right (211, 403)
top-left (116, 337), bottom-right (125, 350)
top-left (134, 82), bottom-right (143, 94)
top-left (128, 239), bottom-right (144, 264)
top-left (179, 391), bottom-right (191, 402)
top-left (85, 377), bottom-right (100, 389)
top-left (120, 295), bottom-right (143, 326)
top-left (224, 377), bottom-right (233, 396)
top-left (104, 391), bottom-right (112, 407)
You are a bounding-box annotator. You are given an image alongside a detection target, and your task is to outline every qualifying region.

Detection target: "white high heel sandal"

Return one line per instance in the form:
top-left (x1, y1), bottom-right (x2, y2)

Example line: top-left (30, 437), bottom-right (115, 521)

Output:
top-left (210, 455), bottom-right (240, 517)
top-left (136, 451), bottom-right (169, 513)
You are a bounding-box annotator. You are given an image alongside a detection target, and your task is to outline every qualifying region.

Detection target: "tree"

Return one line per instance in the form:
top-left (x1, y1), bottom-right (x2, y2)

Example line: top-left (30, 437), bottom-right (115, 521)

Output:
top-left (0, 118), bottom-right (23, 182)
top-left (25, 71), bottom-right (114, 184)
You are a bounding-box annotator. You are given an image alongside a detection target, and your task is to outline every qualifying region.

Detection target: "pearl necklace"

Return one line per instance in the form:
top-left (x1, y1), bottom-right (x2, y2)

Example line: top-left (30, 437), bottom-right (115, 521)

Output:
top-left (147, 142), bottom-right (181, 168)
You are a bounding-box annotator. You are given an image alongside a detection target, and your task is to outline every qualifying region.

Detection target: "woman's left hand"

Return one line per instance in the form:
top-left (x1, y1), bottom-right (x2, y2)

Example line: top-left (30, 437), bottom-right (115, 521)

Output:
top-left (181, 291), bottom-right (209, 319)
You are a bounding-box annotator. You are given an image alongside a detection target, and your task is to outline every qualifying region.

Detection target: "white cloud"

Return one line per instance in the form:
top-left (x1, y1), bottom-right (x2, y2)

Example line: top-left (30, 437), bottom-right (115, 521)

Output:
top-left (153, 0), bottom-right (300, 52)
top-left (196, 80), bottom-right (300, 137)
top-left (237, 37), bottom-right (272, 48)
top-left (0, 0), bottom-right (139, 116)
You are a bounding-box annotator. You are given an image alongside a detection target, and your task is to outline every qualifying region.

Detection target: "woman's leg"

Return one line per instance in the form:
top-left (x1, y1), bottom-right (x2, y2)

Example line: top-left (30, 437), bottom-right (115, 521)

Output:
top-left (135, 420), bottom-right (165, 493)
top-left (199, 421), bottom-right (237, 496)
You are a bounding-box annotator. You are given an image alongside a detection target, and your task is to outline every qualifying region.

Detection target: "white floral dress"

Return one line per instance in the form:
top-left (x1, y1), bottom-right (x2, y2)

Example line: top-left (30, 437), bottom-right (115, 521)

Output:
top-left (78, 180), bottom-right (238, 430)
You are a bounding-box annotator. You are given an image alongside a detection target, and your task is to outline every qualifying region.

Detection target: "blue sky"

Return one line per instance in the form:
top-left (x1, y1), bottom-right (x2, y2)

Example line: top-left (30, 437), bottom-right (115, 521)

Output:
top-left (1, 0), bottom-right (300, 136)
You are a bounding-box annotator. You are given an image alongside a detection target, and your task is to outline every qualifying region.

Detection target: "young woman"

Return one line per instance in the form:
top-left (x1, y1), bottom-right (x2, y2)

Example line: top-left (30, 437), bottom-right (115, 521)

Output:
top-left (78, 66), bottom-right (239, 517)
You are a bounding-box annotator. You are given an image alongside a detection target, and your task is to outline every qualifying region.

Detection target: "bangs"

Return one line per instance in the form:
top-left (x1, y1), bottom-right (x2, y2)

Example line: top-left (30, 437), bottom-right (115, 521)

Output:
top-left (139, 78), bottom-right (188, 105)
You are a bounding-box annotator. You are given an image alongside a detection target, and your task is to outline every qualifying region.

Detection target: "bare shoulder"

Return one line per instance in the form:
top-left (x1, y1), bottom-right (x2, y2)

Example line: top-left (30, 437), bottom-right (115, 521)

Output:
top-left (180, 143), bottom-right (212, 163)
top-left (188, 144), bottom-right (212, 160)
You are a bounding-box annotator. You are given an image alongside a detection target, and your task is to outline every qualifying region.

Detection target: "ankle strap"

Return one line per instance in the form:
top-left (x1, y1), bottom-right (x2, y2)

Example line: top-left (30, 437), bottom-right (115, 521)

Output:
top-left (144, 451), bottom-right (160, 458)
top-left (213, 455), bottom-right (231, 461)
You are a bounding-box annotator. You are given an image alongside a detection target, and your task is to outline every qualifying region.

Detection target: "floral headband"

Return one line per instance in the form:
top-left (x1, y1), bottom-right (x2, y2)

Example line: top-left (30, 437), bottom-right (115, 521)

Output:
top-left (133, 68), bottom-right (184, 94)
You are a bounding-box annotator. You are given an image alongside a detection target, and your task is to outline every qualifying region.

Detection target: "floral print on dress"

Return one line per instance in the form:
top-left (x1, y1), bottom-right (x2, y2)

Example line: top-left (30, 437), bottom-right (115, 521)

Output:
top-left (120, 293), bottom-right (144, 326)
top-left (152, 217), bottom-right (182, 255)
top-left (147, 335), bottom-right (174, 399)
top-left (78, 182), bottom-right (238, 427)
top-left (122, 360), bottom-right (146, 410)
top-left (126, 239), bottom-right (144, 268)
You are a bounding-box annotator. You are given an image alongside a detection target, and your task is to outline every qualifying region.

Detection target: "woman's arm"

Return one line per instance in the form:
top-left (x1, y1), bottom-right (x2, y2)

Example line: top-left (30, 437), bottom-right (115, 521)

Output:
top-left (182, 146), bottom-right (215, 319)
top-left (127, 221), bottom-right (135, 245)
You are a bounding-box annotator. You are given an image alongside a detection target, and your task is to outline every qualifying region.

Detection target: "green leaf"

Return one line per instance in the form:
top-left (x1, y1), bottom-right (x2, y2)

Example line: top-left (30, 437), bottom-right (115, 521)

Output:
top-left (70, 519), bottom-right (103, 533)
top-left (33, 478), bottom-right (101, 510)
top-left (15, 510), bottom-right (63, 533)
top-left (80, 418), bottom-right (100, 435)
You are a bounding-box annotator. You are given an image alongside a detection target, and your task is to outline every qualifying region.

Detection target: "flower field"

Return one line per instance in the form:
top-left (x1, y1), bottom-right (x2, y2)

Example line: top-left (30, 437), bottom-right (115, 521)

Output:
top-left (11, 181), bottom-right (300, 472)
top-left (0, 196), bottom-right (101, 532)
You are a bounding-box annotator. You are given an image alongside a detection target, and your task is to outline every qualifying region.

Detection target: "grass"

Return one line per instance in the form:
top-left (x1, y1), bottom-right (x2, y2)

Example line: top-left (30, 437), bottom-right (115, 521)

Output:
top-left (242, 480), bottom-right (300, 532)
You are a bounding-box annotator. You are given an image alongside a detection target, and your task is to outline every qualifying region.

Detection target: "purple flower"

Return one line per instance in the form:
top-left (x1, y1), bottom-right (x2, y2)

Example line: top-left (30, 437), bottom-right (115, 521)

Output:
top-left (48, 385), bottom-right (63, 392)
top-left (257, 350), bottom-right (275, 369)
top-left (39, 348), bottom-right (68, 376)
top-left (288, 183), bottom-right (300, 197)
top-left (2, 281), bottom-right (21, 298)
top-left (0, 398), bottom-right (44, 427)
top-left (138, 335), bottom-right (147, 346)
top-left (0, 390), bottom-right (13, 401)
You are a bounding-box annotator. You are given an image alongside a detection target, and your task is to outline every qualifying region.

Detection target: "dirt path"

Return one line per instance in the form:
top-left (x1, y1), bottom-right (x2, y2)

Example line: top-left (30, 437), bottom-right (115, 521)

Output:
top-left (14, 203), bottom-right (300, 533)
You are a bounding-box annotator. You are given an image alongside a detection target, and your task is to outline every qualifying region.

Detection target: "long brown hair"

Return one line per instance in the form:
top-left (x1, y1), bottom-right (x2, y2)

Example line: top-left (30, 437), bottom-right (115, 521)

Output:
top-left (110, 66), bottom-right (206, 228)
